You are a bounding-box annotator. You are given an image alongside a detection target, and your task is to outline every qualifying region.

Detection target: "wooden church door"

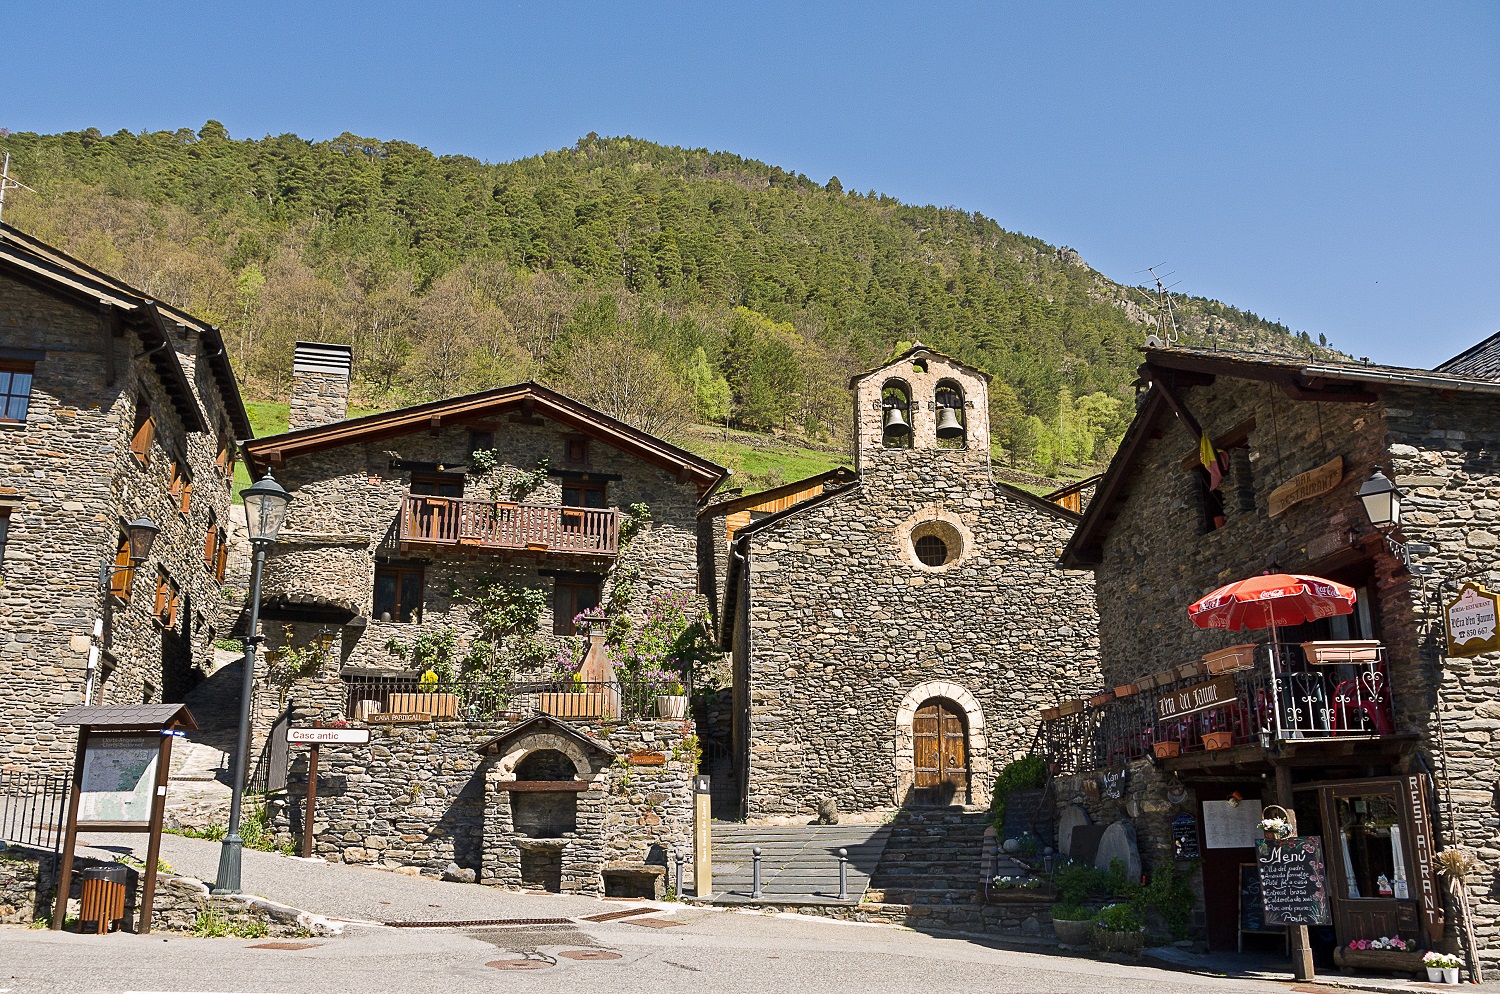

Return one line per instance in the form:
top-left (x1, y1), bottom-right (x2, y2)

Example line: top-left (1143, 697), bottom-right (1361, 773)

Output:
top-left (913, 699), bottom-right (969, 804)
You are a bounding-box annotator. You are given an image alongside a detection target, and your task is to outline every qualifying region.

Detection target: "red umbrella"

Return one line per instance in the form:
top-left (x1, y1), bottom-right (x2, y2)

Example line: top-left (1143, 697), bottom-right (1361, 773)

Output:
top-left (1188, 573), bottom-right (1357, 632)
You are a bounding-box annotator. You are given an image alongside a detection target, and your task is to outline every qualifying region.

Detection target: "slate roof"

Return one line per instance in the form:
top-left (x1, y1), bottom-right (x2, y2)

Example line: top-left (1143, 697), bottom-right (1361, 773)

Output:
top-left (474, 714), bottom-right (617, 758)
top-left (1436, 330), bottom-right (1500, 380)
top-left (55, 703), bottom-right (198, 730)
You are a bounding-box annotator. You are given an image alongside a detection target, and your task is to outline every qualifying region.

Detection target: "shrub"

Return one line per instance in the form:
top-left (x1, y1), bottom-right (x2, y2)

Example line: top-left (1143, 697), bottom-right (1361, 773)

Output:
top-left (1051, 861), bottom-right (1110, 907)
top-left (1138, 861), bottom-right (1197, 939)
top-left (1050, 903), bottom-right (1093, 922)
top-left (988, 755), bottom-right (1046, 830)
top-left (1094, 902), bottom-right (1142, 932)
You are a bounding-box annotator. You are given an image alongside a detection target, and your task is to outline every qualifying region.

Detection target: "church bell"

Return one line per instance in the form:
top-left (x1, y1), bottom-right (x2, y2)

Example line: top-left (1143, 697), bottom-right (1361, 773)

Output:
top-left (935, 405), bottom-right (965, 439)
top-left (883, 405), bottom-right (910, 435)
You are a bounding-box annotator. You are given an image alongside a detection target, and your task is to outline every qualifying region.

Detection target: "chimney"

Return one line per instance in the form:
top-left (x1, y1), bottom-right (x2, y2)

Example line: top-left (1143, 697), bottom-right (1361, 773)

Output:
top-left (288, 342), bottom-right (353, 431)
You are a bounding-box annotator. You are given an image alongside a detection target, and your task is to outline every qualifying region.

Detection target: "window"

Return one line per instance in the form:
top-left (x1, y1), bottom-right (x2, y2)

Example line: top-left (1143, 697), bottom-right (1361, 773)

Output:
top-left (203, 510), bottom-right (218, 571)
top-left (409, 473), bottom-right (464, 497)
top-left (467, 430), bottom-right (494, 458)
top-left (561, 482), bottom-right (607, 509)
top-left (553, 579), bottom-right (601, 635)
top-left (914, 534), bottom-right (948, 566)
top-left (0, 361), bottom-right (34, 423)
top-left (373, 565), bottom-right (424, 623)
top-left (110, 532), bottom-right (135, 601)
top-left (0, 508), bottom-right (9, 569)
top-left (215, 434), bottom-right (237, 483)
top-left (154, 568), bottom-right (179, 627)
top-left (168, 458), bottom-right (192, 514)
top-left (563, 436), bottom-right (590, 466)
top-left (215, 528), bottom-right (228, 582)
top-left (130, 398), bottom-right (155, 467)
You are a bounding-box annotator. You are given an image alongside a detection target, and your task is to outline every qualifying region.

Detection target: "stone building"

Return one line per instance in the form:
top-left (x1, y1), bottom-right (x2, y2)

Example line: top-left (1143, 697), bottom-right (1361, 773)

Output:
top-left (0, 223), bottom-right (252, 768)
top-left (711, 345), bottom-right (1101, 820)
top-left (1043, 344), bottom-right (1500, 967)
top-left (242, 344), bottom-right (725, 892)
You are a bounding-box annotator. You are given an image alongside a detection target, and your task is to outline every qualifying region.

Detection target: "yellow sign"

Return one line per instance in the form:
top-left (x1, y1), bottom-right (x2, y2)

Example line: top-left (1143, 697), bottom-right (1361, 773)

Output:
top-left (1445, 583), bottom-right (1500, 657)
top-left (1268, 456), bottom-right (1343, 518)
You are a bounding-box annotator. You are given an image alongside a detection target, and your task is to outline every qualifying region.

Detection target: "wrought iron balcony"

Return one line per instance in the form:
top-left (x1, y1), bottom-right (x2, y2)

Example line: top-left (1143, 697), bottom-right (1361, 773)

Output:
top-left (1036, 641), bottom-right (1394, 776)
top-left (398, 495), bottom-right (618, 556)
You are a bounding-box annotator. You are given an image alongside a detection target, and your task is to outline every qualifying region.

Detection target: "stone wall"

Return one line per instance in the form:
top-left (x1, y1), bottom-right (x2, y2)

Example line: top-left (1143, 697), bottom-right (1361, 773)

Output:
top-left (0, 274), bottom-right (241, 768)
top-left (270, 717), bottom-right (695, 898)
top-left (0, 844), bottom-right (332, 936)
top-left (740, 453), bottom-right (1099, 818)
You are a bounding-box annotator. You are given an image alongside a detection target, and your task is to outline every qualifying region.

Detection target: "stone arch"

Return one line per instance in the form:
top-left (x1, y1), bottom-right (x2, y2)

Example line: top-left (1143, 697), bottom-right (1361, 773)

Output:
top-left (487, 731), bottom-right (598, 788)
top-left (893, 680), bottom-right (992, 805)
top-left (895, 505), bottom-right (976, 573)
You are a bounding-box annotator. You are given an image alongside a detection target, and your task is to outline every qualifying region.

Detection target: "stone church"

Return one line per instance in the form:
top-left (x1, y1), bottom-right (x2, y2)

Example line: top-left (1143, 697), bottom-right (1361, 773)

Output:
top-left (713, 346), bottom-right (1101, 819)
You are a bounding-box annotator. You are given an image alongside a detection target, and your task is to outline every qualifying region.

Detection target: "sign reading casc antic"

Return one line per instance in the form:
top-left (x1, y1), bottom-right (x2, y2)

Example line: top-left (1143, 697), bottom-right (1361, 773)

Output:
top-left (1445, 583), bottom-right (1500, 658)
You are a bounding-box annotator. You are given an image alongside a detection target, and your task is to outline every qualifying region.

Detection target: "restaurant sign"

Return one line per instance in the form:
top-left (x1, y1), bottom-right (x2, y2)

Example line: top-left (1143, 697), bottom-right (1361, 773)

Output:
top-left (1445, 583), bottom-right (1500, 658)
top-left (1268, 456), bottom-right (1343, 518)
top-left (1156, 675), bottom-right (1236, 721)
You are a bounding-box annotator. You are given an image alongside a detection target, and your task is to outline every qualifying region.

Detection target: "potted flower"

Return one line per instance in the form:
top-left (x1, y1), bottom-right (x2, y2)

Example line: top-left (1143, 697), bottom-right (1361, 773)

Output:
top-left (1259, 817), bottom-right (1292, 842)
top-left (1090, 902), bottom-right (1146, 955)
top-left (1153, 740), bottom-right (1181, 759)
top-left (1202, 729), bottom-right (1234, 750)
top-left (1050, 903), bottom-right (1094, 947)
top-left (1334, 935), bottom-right (1423, 973)
top-left (657, 679), bottom-right (688, 719)
top-left (1423, 951), bottom-right (1462, 985)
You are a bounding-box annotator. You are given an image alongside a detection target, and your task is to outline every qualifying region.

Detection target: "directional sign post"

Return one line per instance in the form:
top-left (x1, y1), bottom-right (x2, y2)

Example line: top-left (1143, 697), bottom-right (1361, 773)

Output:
top-left (286, 727), bottom-right (370, 857)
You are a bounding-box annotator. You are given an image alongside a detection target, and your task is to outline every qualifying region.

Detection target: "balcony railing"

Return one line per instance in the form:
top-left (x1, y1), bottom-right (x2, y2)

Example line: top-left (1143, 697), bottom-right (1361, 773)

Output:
top-left (340, 674), bottom-right (683, 723)
top-left (1036, 642), bottom-right (1394, 777)
top-left (399, 496), bottom-right (618, 556)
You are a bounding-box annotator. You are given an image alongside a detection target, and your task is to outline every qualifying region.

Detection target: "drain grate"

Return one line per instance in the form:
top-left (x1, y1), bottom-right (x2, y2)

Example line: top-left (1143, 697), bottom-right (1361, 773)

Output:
top-left (386, 917), bottom-right (575, 928)
top-left (581, 907), bottom-right (656, 923)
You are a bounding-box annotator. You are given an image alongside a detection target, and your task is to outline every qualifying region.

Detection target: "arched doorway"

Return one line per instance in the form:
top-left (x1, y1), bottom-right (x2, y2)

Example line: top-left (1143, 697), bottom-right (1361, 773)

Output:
top-left (912, 697), bottom-right (969, 805)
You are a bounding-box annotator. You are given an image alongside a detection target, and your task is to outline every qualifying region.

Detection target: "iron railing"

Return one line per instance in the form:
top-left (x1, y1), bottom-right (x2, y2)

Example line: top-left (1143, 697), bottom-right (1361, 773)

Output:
top-left (1037, 643), bottom-right (1394, 777)
top-left (341, 674), bottom-right (687, 723)
top-left (399, 496), bottom-right (618, 556)
top-left (0, 768), bottom-right (70, 852)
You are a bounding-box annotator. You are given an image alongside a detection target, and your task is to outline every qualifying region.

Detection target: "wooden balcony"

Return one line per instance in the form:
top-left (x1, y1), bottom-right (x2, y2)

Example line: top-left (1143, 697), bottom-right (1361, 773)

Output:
top-left (398, 496), bottom-right (618, 556)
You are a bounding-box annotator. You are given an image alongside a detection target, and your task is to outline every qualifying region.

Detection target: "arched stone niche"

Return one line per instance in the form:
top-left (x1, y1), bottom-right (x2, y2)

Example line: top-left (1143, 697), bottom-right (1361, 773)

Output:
top-left (893, 680), bottom-right (992, 805)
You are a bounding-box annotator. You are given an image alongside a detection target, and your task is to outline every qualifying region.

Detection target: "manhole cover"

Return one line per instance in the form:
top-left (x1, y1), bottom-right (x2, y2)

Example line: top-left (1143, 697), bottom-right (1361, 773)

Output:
top-left (247, 941), bottom-right (321, 950)
top-left (627, 917), bottom-right (685, 928)
top-left (558, 949), bottom-right (622, 961)
top-left (487, 959), bottom-right (552, 971)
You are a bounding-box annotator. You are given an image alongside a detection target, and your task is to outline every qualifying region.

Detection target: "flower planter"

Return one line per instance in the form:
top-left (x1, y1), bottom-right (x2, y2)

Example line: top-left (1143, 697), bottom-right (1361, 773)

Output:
top-left (1204, 643), bottom-right (1258, 674)
top-left (1040, 706), bottom-right (1061, 721)
top-left (1090, 926), bottom-right (1147, 956)
top-left (1175, 661), bottom-right (1204, 681)
top-left (539, 692), bottom-right (616, 719)
top-left (1052, 917), bottom-right (1093, 946)
top-left (387, 692), bottom-right (459, 718)
top-left (1058, 700), bottom-right (1085, 717)
top-left (1153, 741), bottom-right (1181, 759)
top-left (1426, 966), bottom-right (1461, 984)
top-left (1088, 690), bottom-right (1115, 708)
top-left (1113, 683), bottom-right (1138, 699)
top-left (1202, 730), bottom-right (1234, 751)
top-left (1332, 946), bottom-right (1425, 975)
top-left (1302, 639), bottom-right (1381, 664)
top-left (1152, 669), bottom-right (1177, 689)
top-left (1135, 674), bottom-right (1157, 691)
top-left (656, 695), bottom-right (688, 719)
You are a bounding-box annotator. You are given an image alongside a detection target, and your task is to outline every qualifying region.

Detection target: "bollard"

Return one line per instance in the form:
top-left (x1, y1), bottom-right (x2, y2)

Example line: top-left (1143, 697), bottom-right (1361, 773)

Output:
top-left (751, 846), bottom-right (763, 899)
top-left (838, 848), bottom-right (848, 901)
top-left (674, 851), bottom-right (684, 899)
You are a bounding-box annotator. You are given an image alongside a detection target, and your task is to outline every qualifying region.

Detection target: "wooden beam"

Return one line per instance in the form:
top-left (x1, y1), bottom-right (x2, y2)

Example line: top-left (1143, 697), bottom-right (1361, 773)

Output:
top-left (494, 780), bottom-right (592, 792)
top-left (1281, 380), bottom-right (1381, 404)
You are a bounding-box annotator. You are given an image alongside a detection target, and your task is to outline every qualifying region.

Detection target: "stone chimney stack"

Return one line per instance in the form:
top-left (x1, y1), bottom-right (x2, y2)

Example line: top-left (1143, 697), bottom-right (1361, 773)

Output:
top-left (287, 342), bottom-right (353, 431)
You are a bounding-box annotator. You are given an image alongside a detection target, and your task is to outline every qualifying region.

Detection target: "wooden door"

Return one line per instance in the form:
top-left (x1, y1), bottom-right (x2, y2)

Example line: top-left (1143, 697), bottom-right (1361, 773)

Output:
top-left (913, 699), bottom-right (968, 804)
top-left (1317, 781), bottom-right (1413, 944)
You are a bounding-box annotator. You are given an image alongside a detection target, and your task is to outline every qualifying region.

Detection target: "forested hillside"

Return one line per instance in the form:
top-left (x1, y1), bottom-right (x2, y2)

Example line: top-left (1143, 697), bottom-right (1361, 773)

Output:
top-left (1, 124), bottom-right (1323, 477)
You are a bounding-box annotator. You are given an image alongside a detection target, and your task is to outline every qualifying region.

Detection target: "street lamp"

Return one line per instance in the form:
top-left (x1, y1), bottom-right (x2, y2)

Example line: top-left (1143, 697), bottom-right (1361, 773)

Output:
top-left (98, 517), bottom-right (160, 590)
top-left (1357, 468), bottom-right (1402, 531)
top-left (216, 471), bottom-right (291, 894)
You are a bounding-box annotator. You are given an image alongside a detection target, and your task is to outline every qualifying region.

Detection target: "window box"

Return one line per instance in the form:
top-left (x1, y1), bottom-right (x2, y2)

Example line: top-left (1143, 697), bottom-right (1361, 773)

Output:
top-left (1040, 706), bottom-right (1061, 721)
top-left (1175, 661), bottom-right (1204, 681)
top-left (1202, 730), bottom-right (1234, 751)
top-left (1088, 690), bottom-right (1115, 708)
top-left (1204, 644), bottom-right (1258, 674)
top-left (1152, 668), bottom-right (1177, 688)
top-left (1057, 699), bottom-right (1084, 717)
top-left (1113, 683), bottom-right (1139, 699)
top-left (1152, 741), bottom-right (1181, 759)
top-left (539, 692), bottom-right (615, 719)
top-left (1302, 640), bottom-right (1382, 664)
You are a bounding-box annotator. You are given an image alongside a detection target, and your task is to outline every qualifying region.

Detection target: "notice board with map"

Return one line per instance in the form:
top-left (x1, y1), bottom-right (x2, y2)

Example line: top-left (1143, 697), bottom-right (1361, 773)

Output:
top-left (78, 734), bottom-right (160, 824)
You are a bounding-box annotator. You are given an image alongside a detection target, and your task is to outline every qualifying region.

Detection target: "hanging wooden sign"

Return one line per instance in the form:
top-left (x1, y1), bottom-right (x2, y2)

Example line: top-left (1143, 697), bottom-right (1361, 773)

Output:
top-left (1156, 675), bottom-right (1236, 721)
top-left (1445, 583), bottom-right (1500, 658)
top-left (1268, 456), bottom-right (1343, 517)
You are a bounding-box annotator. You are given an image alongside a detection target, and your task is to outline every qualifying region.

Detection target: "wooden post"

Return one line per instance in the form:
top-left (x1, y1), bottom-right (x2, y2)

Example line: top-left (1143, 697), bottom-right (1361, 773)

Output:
top-left (138, 731), bottom-right (174, 934)
top-left (52, 726), bottom-right (89, 930)
top-left (692, 775), bottom-right (712, 897)
top-left (1274, 763), bottom-right (1315, 982)
top-left (302, 745), bottom-right (319, 859)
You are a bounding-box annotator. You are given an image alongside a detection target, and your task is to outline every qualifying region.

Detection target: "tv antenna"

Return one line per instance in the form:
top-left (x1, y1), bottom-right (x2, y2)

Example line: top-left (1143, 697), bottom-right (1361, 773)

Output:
top-left (0, 151), bottom-right (38, 226)
top-left (1133, 264), bottom-right (1181, 348)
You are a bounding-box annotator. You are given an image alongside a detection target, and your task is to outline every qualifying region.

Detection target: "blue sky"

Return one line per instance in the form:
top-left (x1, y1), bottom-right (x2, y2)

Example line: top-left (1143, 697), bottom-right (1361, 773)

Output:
top-left (4, 2), bottom-right (1496, 366)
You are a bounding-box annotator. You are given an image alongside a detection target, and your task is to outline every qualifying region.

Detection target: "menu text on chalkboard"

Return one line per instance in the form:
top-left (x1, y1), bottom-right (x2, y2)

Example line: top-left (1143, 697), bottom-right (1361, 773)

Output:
top-left (1255, 837), bottom-right (1331, 926)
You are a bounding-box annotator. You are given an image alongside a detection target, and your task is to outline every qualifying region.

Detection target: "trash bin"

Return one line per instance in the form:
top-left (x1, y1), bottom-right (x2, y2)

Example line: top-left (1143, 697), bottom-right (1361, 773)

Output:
top-left (79, 864), bottom-right (128, 934)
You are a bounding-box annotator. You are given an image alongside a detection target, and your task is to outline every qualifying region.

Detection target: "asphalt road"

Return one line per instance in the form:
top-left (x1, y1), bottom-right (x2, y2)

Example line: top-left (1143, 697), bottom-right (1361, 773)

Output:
top-left (0, 834), bottom-right (1295, 994)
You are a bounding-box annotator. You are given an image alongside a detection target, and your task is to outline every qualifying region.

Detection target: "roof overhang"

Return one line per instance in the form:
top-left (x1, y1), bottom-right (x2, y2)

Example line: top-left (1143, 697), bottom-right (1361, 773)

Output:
top-left (244, 381), bottom-right (727, 497)
top-left (475, 714), bottom-right (618, 758)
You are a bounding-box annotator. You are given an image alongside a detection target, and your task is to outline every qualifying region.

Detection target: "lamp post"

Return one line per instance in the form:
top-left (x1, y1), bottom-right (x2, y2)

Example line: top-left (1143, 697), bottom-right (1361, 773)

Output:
top-left (215, 471), bottom-right (291, 894)
top-left (1357, 468), bottom-right (1426, 570)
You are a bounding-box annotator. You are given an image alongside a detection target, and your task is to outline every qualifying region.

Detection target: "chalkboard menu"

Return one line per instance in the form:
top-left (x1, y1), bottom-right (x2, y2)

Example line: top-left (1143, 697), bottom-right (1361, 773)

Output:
top-left (1239, 863), bottom-right (1272, 934)
top-left (1255, 837), bottom-right (1331, 926)
top-left (1172, 813), bottom-right (1200, 859)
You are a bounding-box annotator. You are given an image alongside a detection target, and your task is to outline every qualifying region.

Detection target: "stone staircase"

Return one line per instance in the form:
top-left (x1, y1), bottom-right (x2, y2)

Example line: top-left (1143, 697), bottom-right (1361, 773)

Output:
top-left (164, 648), bottom-right (244, 830)
top-left (866, 807), bottom-right (1025, 906)
top-left (707, 822), bottom-right (892, 902)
